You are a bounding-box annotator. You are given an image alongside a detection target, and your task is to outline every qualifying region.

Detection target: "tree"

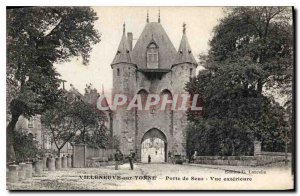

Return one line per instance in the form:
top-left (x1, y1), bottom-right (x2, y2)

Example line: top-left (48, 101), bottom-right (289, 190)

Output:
top-left (71, 84), bottom-right (115, 149)
top-left (207, 7), bottom-right (293, 100)
top-left (42, 90), bottom-right (107, 156)
top-left (186, 66), bottom-right (288, 155)
top-left (41, 91), bottom-right (75, 156)
top-left (186, 7), bottom-right (293, 156)
top-left (12, 129), bottom-right (42, 163)
top-left (71, 97), bottom-right (107, 145)
top-left (6, 7), bottom-right (100, 161)
top-left (71, 120), bottom-right (112, 149)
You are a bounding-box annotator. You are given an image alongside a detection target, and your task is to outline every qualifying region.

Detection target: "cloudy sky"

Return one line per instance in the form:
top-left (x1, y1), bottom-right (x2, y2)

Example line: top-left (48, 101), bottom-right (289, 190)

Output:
top-left (54, 7), bottom-right (225, 95)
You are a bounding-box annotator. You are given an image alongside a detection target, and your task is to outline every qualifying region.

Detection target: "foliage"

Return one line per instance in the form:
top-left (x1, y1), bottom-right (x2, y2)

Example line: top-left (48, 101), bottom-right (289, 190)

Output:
top-left (187, 119), bottom-right (254, 156)
top-left (71, 85), bottom-right (115, 149)
top-left (12, 130), bottom-right (42, 163)
top-left (7, 6), bottom-right (100, 119)
top-left (6, 7), bottom-right (100, 161)
top-left (207, 7), bottom-right (293, 99)
top-left (42, 87), bottom-right (109, 155)
top-left (71, 99), bottom-right (108, 146)
top-left (187, 64), bottom-right (289, 155)
top-left (41, 90), bottom-right (75, 155)
top-left (72, 124), bottom-right (115, 149)
top-left (186, 7), bottom-right (293, 156)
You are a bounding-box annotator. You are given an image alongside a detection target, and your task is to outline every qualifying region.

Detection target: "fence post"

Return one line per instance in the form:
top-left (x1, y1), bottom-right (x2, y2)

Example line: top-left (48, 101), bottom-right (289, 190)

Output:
top-left (254, 141), bottom-right (262, 156)
top-left (25, 162), bottom-right (33, 178)
top-left (42, 156), bottom-right (47, 170)
top-left (48, 157), bottom-right (56, 171)
top-left (55, 157), bottom-right (62, 170)
top-left (18, 163), bottom-right (26, 181)
top-left (34, 160), bottom-right (43, 176)
top-left (67, 154), bottom-right (72, 168)
top-left (62, 155), bottom-right (68, 168)
top-left (7, 165), bottom-right (19, 183)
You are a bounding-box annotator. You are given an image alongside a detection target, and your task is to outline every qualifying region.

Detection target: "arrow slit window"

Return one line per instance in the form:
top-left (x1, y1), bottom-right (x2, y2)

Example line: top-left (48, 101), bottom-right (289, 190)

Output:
top-left (28, 117), bottom-right (34, 128)
top-left (147, 43), bottom-right (159, 69)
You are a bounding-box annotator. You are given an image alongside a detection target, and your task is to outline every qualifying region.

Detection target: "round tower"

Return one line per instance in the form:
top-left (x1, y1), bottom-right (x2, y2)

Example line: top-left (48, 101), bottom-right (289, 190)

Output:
top-left (111, 23), bottom-right (137, 154)
top-left (171, 23), bottom-right (197, 156)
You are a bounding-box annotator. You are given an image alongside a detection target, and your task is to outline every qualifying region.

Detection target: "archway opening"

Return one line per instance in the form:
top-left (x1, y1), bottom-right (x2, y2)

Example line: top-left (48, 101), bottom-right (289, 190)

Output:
top-left (141, 128), bottom-right (167, 163)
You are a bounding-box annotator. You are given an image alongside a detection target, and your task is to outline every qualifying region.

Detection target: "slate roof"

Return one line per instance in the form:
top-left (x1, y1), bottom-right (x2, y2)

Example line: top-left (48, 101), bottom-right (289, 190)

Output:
top-left (111, 31), bottom-right (132, 65)
top-left (172, 32), bottom-right (197, 66)
top-left (131, 22), bottom-right (177, 69)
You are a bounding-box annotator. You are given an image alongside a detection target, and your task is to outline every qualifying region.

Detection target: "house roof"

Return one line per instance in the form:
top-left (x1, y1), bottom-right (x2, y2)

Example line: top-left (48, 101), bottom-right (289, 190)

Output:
top-left (98, 89), bottom-right (110, 110)
top-left (131, 22), bottom-right (177, 69)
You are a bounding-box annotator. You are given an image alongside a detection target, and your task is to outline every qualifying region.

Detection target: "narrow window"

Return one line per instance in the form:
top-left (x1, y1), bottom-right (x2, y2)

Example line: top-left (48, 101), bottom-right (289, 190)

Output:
top-left (189, 68), bottom-right (193, 80)
top-left (28, 117), bottom-right (34, 128)
top-left (117, 68), bottom-right (120, 76)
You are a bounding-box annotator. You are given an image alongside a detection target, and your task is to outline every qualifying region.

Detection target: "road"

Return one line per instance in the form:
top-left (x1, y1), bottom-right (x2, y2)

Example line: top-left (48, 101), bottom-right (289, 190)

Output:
top-left (7, 162), bottom-right (293, 190)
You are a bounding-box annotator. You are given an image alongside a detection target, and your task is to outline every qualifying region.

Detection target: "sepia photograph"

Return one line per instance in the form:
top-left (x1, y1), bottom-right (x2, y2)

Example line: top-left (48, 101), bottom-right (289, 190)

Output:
top-left (5, 6), bottom-right (294, 190)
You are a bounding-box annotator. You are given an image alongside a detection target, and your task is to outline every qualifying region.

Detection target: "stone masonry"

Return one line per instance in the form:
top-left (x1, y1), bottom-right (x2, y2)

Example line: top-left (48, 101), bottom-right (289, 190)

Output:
top-left (109, 16), bottom-right (197, 161)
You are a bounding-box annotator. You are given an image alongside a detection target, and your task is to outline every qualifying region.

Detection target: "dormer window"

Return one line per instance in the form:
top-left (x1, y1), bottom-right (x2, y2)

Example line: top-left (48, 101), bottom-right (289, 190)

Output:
top-left (147, 43), bottom-right (158, 68)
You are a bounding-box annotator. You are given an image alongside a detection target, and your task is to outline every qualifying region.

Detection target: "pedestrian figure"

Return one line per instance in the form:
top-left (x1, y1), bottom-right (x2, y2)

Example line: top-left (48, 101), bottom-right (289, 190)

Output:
top-left (192, 151), bottom-right (198, 163)
top-left (128, 150), bottom-right (135, 170)
top-left (168, 151), bottom-right (172, 163)
top-left (148, 155), bottom-right (151, 164)
top-left (114, 150), bottom-right (121, 170)
top-left (188, 150), bottom-right (193, 163)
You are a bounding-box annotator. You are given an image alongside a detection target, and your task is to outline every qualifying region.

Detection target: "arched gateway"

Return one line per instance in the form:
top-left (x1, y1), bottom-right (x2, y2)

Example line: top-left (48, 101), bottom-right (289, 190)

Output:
top-left (141, 128), bottom-right (167, 163)
top-left (110, 18), bottom-right (196, 159)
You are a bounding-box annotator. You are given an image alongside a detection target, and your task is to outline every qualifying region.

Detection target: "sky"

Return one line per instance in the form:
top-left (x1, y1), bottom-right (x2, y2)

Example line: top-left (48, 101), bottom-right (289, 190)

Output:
top-left (54, 7), bottom-right (225, 95)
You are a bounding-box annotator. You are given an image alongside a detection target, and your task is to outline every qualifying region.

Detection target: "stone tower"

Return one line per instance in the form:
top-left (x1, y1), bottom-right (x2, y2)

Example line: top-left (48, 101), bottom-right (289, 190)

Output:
top-left (111, 15), bottom-right (197, 162)
top-left (171, 23), bottom-right (198, 155)
top-left (111, 23), bottom-right (137, 153)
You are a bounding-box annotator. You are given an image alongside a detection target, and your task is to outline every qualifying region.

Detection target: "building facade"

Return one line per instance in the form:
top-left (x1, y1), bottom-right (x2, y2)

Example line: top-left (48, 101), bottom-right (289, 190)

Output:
top-left (111, 16), bottom-right (197, 162)
top-left (15, 115), bottom-right (43, 148)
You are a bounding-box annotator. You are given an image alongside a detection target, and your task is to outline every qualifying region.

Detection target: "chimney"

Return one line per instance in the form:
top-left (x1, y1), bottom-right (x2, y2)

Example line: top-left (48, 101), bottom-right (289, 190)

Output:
top-left (127, 32), bottom-right (133, 51)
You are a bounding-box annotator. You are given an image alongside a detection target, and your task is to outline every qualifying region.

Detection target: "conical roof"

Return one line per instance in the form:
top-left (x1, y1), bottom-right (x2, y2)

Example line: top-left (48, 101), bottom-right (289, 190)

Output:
top-left (173, 27), bottom-right (197, 66)
top-left (111, 24), bottom-right (132, 65)
top-left (99, 94), bottom-right (109, 110)
top-left (98, 85), bottom-right (110, 110)
top-left (131, 22), bottom-right (177, 69)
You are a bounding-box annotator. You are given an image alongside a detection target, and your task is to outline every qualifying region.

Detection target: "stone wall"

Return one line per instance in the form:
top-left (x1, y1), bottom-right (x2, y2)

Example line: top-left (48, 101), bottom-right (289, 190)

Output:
top-left (194, 156), bottom-right (258, 166)
top-left (86, 148), bottom-right (116, 168)
top-left (86, 148), bottom-right (115, 160)
top-left (193, 141), bottom-right (291, 166)
top-left (73, 144), bottom-right (116, 168)
top-left (194, 154), bottom-right (290, 166)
